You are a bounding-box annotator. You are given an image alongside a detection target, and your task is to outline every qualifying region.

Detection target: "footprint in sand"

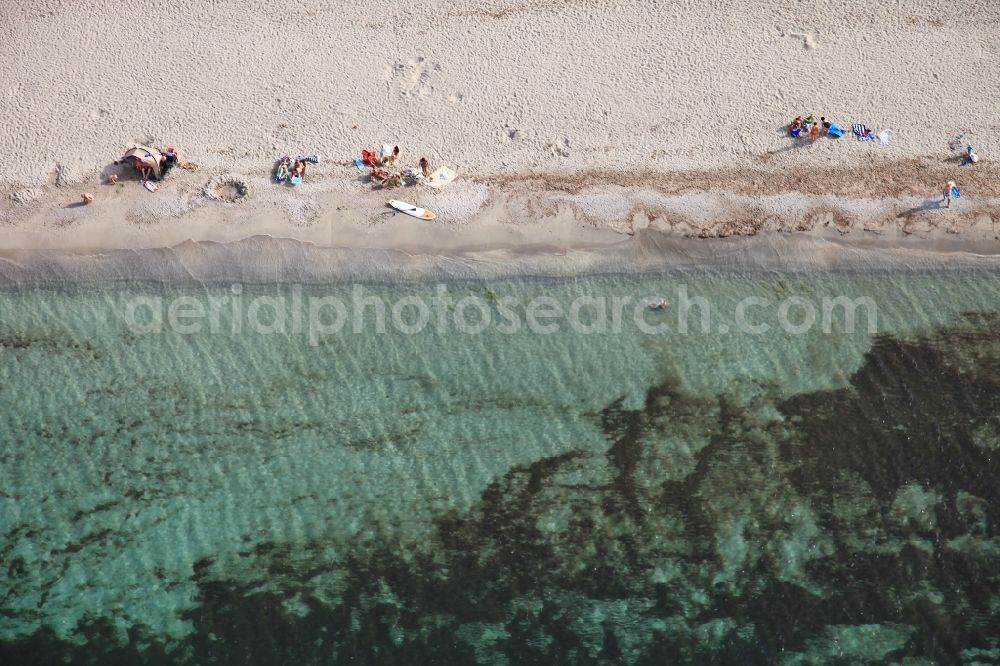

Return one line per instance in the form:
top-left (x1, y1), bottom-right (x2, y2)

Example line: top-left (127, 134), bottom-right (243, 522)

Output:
top-left (50, 163), bottom-right (69, 188)
top-left (89, 108), bottom-right (110, 120)
top-left (546, 137), bottom-right (571, 158)
top-left (384, 57), bottom-right (441, 100)
top-left (786, 30), bottom-right (817, 49)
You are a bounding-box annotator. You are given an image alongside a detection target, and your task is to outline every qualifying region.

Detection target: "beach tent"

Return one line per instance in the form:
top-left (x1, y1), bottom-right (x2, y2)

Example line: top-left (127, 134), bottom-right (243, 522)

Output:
top-left (122, 145), bottom-right (163, 178)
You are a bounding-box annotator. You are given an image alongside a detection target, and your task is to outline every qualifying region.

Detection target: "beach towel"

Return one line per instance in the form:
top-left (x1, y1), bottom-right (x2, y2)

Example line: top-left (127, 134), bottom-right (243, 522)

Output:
top-left (426, 166), bottom-right (457, 190)
top-left (878, 129), bottom-right (893, 145)
top-left (828, 124), bottom-right (845, 138)
top-left (852, 124), bottom-right (871, 140)
top-left (354, 158), bottom-right (365, 170)
top-left (361, 149), bottom-right (378, 167)
top-left (379, 144), bottom-right (398, 162)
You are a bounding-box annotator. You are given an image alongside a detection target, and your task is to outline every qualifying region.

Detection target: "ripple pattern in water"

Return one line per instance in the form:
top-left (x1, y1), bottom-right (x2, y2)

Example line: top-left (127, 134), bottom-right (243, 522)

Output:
top-left (1, 271), bottom-right (999, 664)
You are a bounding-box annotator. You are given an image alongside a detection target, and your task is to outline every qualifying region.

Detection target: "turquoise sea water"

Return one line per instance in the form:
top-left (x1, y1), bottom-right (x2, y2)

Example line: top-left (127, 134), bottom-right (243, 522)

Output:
top-left (1, 270), bottom-right (999, 664)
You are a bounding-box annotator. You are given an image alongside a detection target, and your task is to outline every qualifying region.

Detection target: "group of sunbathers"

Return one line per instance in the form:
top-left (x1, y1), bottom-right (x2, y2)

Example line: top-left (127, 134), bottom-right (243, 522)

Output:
top-left (789, 115), bottom-right (844, 142)
top-left (267, 147), bottom-right (433, 188)
top-left (275, 157), bottom-right (307, 184)
top-left (122, 146), bottom-right (179, 181)
top-left (362, 145), bottom-right (432, 188)
top-left (370, 165), bottom-right (402, 188)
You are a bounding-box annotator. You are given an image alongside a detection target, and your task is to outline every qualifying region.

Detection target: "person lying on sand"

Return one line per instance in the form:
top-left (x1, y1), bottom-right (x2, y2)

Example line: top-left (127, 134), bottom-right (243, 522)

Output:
top-left (293, 160), bottom-right (306, 179)
top-left (276, 157), bottom-right (291, 181)
top-left (124, 155), bottom-right (151, 180)
top-left (371, 166), bottom-right (389, 187)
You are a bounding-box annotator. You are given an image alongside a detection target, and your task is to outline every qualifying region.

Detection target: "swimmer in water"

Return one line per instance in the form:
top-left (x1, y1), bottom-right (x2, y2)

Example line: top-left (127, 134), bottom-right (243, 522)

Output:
top-left (648, 299), bottom-right (670, 311)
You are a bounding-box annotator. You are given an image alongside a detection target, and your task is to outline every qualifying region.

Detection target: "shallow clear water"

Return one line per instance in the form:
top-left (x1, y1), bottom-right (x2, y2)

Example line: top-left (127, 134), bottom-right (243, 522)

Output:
top-left (1, 270), bottom-right (999, 664)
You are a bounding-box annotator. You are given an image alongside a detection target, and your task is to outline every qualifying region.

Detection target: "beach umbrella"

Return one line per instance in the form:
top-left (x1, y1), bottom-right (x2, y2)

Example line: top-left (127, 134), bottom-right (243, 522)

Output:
top-left (122, 145), bottom-right (163, 178)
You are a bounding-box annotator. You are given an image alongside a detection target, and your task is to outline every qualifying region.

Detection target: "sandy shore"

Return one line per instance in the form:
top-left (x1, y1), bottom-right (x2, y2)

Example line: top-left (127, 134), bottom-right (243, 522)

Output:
top-left (1, 0), bottom-right (999, 261)
top-left (6, 230), bottom-right (1000, 290)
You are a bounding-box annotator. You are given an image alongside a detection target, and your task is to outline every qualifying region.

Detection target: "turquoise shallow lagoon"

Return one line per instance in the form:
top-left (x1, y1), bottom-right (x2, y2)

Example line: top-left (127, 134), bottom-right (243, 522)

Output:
top-left (1, 269), bottom-right (999, 664)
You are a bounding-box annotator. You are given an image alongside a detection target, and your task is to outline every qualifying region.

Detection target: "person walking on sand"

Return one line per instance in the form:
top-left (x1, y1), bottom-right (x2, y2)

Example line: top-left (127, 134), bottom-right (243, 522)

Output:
top-left (944, 180), bottom-right (958, 208)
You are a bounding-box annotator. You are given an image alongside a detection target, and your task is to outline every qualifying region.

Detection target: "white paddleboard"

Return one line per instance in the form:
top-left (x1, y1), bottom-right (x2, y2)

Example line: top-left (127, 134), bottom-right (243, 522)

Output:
top-left (389, 200), bottom-right (436, 220)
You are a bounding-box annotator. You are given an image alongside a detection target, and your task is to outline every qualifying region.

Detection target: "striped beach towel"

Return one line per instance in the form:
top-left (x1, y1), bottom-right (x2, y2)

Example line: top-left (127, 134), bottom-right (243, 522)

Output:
top-left (852, 124), bottom-right (873, 141)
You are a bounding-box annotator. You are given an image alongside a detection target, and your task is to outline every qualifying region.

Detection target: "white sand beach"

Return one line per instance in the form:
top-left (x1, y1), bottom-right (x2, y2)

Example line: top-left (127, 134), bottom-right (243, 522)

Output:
top-left (1, 0), bottom-right (999, 255)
